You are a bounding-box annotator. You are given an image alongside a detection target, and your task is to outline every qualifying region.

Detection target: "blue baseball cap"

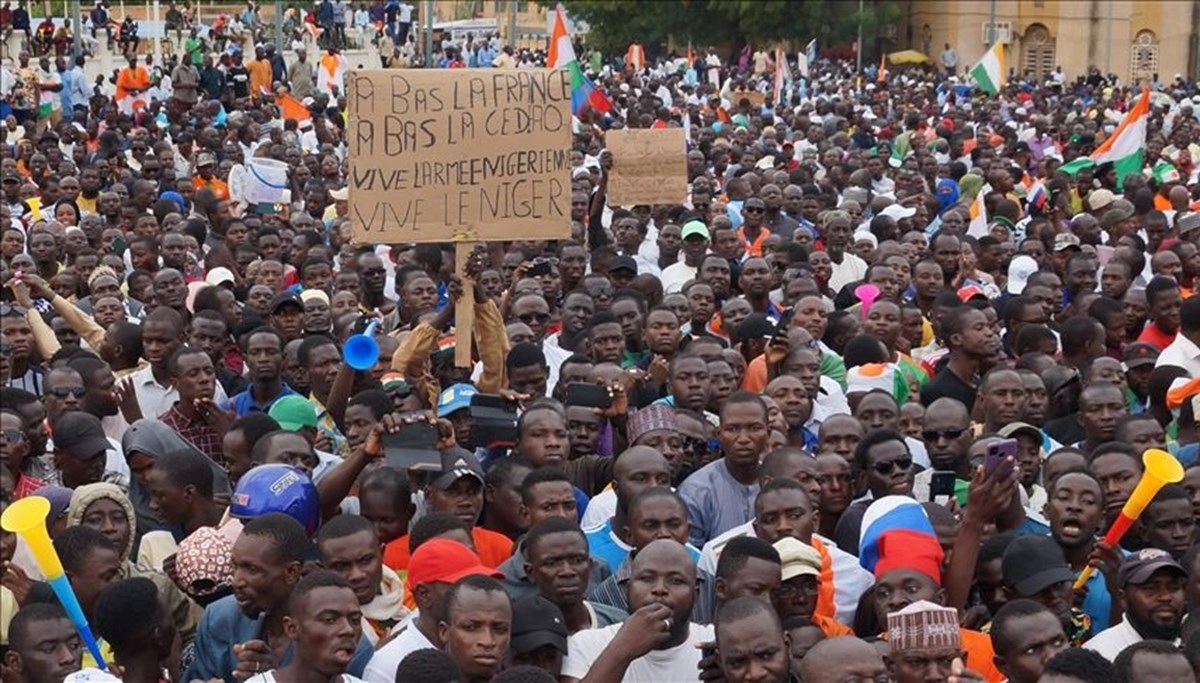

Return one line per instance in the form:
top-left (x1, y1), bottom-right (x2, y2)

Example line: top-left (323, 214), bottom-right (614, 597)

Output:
top-left (438, 383), bottom-right (478, 417)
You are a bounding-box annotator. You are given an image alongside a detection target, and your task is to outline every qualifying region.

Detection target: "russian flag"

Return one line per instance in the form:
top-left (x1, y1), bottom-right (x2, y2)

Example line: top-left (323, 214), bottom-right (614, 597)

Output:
top-left (858, 496), bottom-right (935, 575)
top-left (548, 5), bottom-right (611, 117)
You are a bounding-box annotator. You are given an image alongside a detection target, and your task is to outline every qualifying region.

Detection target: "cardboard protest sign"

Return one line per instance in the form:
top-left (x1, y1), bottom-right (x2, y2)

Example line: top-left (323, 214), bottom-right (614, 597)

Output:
top-left (347, 69), bottom-right (573, 243)
top-left (605, 128), bottom-right (687, 206)
top-left (734, 89), bottom-right (766, 107)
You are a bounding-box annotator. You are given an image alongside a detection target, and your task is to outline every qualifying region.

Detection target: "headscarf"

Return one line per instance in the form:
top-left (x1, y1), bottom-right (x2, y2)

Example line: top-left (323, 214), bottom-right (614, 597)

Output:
top-left (66, 483), bottom-right (138, 561)
top-left (958, 173), bottom-right (984, 203)
top-left (122, 420), bottom-right (232, 548)
top-left (935, 179), bottom-right (960, 215)
top-left (159, 190), bottom-right (186, 213)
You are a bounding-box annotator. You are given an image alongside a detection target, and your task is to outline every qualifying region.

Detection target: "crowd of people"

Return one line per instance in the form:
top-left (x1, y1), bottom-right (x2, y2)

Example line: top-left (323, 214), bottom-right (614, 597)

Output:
top-left (3, 4), bottom-right (1200, 682)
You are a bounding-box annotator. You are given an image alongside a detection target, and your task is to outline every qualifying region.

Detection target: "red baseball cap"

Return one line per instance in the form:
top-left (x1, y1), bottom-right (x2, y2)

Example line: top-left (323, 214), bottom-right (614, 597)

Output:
top-left (406, 538), bottom-right (502, 593)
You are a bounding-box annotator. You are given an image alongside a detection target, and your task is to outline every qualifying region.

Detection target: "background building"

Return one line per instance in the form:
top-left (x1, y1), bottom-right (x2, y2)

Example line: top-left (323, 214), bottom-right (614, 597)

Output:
top-left (904, 0), bottom-right (1200, 83)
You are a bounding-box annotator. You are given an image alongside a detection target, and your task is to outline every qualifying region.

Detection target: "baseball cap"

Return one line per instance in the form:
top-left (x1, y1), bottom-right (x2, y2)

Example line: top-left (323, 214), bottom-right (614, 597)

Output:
top-left (430, 449), bottom-right (485, 490)
top-left (610, 255), bottom-right (638, 274)
top-left (54, 412), bottom-right (110, 460)
top-left (1052, 233), bottom-right (1081, 252)
top-left (406, 538), bottom-right (502, 593)
top-left (1086, 188), bottom-right (1115, 211)
top-left (510, 596), bottom-right (569, 655)
top-left (437, 383), bottom-right (478, 417)
top-left (775, 537), bottom-right (822, 581)
top-left (1117, 548), bottom-right (1187, 587)
top-left (1006, 255), bottom-right (1039, 295)
top-left (879, 203), bottom-right (916, 221)
top-left (997, 422), bottom-right (1042, 444)
top-left (36, 485), bottom-right (75, 526)
top-left (681, 220), bottom-right (710, 241)
top-left (957, 284), bottom-right (987, 303)
top-left (268, 395), bottom-right (319, 431)
top-left (733, 313), bottom-right (777, 343)
top-left (205, 267), bottom-right (236, 287)
top-left (196, 151), bottom-right (217, 168)
top-left (270, 291), bottom-right (305, 314)
top-left (1002, 535), bottom-right (1074, 596)
top-left (1100, 199), bottom-right (1136, 230)
top-left (1123, 342), bottom-right (1160, 368)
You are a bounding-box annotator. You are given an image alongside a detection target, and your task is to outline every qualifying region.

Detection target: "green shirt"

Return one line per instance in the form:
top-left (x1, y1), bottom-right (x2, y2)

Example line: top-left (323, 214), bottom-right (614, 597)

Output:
top-left (185, 37), bottom-right (204, 66)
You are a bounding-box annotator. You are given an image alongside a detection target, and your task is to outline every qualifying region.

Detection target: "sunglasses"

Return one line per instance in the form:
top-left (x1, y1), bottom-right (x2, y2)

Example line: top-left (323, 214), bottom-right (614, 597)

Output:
top-left (921, 427), bottom-right (968, 442)
top-left (0, 428), bottom-right (24, 443)
top-left (0, 304), bottom-right (28, 317)
top-left (586, 287), bottom-right (613, 298)
top-left (872, 457), bottom-right (913, 476)
top-left (518, 312), bottom-right (551, 324)
top-left (49, 386), bottom-right (88, 399)
top-left (743, 207), bottom-right (765, 214)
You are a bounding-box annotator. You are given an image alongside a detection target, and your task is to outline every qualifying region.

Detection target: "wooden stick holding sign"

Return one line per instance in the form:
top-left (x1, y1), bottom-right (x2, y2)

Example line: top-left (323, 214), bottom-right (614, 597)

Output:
top-left (454, 241), bottom-right (475, 368)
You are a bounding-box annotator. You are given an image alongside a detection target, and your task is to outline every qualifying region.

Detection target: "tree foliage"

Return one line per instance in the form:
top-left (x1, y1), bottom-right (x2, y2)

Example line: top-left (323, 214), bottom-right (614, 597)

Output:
top-left (548, 0), bottom-right (901, 55)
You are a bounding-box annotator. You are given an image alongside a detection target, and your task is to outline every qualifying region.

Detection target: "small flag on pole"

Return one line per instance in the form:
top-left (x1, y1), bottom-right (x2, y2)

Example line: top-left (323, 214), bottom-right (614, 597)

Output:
top-left (774, 46), bottom-right (791, 107)
top-left (967, 187), bottom-right (989, 237)
top-left (1090, 87), bottom-right (1151, 190)
top-left (548, 5), bottom-right (612, 117)
top-left (969, 43), bottom-right (1006, 95)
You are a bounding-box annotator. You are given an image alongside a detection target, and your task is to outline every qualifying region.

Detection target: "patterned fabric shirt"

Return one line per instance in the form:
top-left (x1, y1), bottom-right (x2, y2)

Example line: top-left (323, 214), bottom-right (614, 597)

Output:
top-left (587, 556), bottom-right (718, 625)
top-left (310, 395), bottom-right (351, 458)
top-left (160, 405), bottom-right (225, 465)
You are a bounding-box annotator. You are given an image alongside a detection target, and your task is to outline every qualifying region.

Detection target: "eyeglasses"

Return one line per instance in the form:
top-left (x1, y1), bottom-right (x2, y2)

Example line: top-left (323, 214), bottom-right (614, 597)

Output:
top-left (872, 457), bottom-right (913, 476)
top-left (0, 429), bottom-right (24, 443)
top-left (921, 427), bottom-right (967, 442)
top-left (49, 386), bottom-right (88, 399)
top-left (518, 312), bottom-right (551, 324)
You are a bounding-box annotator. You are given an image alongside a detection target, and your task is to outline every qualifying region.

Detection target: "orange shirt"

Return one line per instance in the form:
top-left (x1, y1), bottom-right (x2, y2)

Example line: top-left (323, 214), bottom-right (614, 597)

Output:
top-left (742, 353), bottom-right (769, 392)
top-left (247, 58), bottom-right (273, 99)
top-left (737, 226), bottom-right (772, 257)
top-left (384, 526), bottom-right (514, 609)
top-left (193, 175), bottom-right (230, 201)
top-left (814, 614), bottom-right (854, 638)
top-left (115, 65), bottom-right (150, 102)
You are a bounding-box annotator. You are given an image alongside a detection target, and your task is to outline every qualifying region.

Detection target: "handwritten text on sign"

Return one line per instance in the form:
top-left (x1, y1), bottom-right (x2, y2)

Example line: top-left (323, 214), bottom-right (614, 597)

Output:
top-left (347, 69), bottom-right (573, 243)
top-left (606, 128), bottom-right (688, 206)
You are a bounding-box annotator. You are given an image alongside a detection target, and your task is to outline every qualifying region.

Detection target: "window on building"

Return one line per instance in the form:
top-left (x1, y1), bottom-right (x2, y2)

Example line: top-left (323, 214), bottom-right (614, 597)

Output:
top-left (1022, 24), bottom-right (1055, 80)
top-left (1130, 31), bottom-right (1159, 82)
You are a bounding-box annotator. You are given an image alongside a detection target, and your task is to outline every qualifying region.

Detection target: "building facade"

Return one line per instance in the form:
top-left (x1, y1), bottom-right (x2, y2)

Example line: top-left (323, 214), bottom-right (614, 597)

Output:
top-left (904, 0), bottom-right (1200, 83)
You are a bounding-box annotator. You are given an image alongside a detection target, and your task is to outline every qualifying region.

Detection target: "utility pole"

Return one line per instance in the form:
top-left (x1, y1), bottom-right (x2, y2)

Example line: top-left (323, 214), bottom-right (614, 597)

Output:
top-left (424, 0), bottom-right (434, 67)
top-left (987, 0), bottom-right (996, 46)
top-left (856, 0), bottom-right (863, 72)
top-left (508, 0), bottom-right (517, 49)
top-left (275, 0), bottom-right (283, 48)
top-left (1105, 0), bottom-right (1113, 76)
top-left (72, 0), bottom-right (82, 59)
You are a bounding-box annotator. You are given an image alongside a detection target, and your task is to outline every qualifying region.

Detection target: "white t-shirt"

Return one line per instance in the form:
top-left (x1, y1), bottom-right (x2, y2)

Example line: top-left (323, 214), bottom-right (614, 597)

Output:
top-left (247, 672), bottom-right (365, 683)
top-left (562, 622), bottom-right (715, 682)
top-left (660, 261), bottom-right (698, 295)
top-left (362, 612), bottom-right (436, 683)
top-left (398, 3), bottom-right (414, 22)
